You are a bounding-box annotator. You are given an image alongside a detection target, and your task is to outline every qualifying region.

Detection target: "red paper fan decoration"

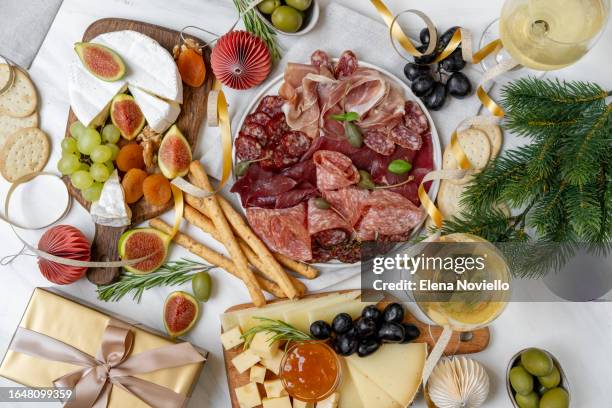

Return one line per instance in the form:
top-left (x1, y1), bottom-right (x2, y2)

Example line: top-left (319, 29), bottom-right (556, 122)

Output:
top-left (38, 225), bottom-right (91, 285)
top-left (211, 30), bottom-right (272, 90)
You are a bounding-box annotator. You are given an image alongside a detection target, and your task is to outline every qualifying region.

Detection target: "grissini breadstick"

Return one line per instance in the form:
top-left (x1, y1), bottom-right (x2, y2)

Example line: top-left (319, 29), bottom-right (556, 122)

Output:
top-left (187, 161), bottom-right (265, 307)
top-left (184, 205), bottom-right (307, 296)
top-left (149, 218), bottom-right (286, 298)
top-left (273, 253), bottom-right (319, 279)
top-left (184, 191), bottom-right (299, 299)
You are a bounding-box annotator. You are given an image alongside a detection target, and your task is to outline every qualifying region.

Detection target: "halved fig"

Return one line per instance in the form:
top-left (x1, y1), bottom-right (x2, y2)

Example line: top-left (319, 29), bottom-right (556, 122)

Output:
top-left (111, 94), bottom-right (145, 140)
top-left (74, 42), bottom-right (126, 82)
top-left (158, 125), bottom-right (192, 179)
top-left (164, 291), bottom-right (200, 338)
top-left (118, 228), bottom-right (170, 274)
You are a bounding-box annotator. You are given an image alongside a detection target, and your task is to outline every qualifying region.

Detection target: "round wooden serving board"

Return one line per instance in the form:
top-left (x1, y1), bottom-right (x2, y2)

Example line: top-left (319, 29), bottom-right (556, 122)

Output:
top-left (62, 18), bottom-right (214, 285)
top-left (222, 290), bottom-right (490, 408)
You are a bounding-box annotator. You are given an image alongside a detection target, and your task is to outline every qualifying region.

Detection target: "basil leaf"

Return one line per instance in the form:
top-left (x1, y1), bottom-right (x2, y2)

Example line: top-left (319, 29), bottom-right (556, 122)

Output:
top-left (388, 159), bottom-right (412, 175)
top-left (330, 111), bottom-right (360, 122)
top-left (345, 122), bottom-right (363, 148)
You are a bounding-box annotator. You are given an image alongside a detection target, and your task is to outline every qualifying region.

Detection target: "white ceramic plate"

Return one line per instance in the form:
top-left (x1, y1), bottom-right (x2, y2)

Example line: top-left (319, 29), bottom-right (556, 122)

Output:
top-left (233, 61), bottom-right (442, 270)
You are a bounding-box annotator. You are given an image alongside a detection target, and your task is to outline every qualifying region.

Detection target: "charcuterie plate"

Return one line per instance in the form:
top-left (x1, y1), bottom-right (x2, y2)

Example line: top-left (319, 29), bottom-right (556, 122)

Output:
top-left (232, 57), bottom-right (442, 270)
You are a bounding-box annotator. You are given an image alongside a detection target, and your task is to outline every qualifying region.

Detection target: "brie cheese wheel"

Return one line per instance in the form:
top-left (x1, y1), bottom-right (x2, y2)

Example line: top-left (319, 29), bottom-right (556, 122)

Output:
top-left (68, 30), bottom-right (182, 127)
top-left (129, 85), bottom-right (180, 133)
top-left (90, 170), bottom-right (132, 227)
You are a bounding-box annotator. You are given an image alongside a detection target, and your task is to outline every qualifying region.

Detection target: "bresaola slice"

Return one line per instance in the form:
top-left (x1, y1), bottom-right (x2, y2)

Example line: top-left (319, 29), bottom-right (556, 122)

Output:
top-left (313, 150), bottom-right (359, 190)
top-left (246, 203), bottom-right (312, 261)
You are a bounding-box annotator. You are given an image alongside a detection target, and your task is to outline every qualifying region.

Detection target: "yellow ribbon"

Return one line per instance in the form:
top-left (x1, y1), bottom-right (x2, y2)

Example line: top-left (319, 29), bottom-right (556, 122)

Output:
top-left (213, 79), bottom-right (234, 192)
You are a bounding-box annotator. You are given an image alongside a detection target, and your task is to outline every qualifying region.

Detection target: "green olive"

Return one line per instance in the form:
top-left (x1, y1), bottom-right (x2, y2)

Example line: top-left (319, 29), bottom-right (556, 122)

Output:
top-left (314, 197), bottom-right (331, 210)
top-left (358, 170), bottom-right (375, 190)
top-left (509, 366), bottom-right (534, 396)
top-left (258, 0), bottom-right (281, 14)
top-left (539, 387), bottom-right (569, 408)
top-left (192, 271), bottom-right (212, 302)
top-left (271, 6), bottom-right (303, 33)
top-left (538, 365), bottom-right (560, 389)
top-left (521, 348), bottom-right (553, 377)
top-left (285, 0), bottom-right (312, 11)
top-left (388, 159), bottom-right (412, 175)
top-left (345, 122), bottom-right (363, 148)
top-left (515, 391), bottom-right (539, 408)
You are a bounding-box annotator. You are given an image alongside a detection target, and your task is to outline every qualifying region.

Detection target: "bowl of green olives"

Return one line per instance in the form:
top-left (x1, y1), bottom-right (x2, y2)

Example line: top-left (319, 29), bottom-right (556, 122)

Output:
top-left (506, 348), bottom-right (571, 408)
top-left (255, 0), bottom-right (320, 36)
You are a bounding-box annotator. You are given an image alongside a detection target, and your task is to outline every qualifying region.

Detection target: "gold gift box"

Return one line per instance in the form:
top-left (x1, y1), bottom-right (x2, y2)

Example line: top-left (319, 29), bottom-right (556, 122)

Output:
top-left (0, 288), bottom-right (207, 408)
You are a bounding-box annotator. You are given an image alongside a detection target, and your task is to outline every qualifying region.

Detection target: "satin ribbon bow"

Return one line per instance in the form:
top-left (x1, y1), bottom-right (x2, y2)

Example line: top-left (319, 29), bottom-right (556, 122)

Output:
top-left (10, 323), bottom-right (205, 408)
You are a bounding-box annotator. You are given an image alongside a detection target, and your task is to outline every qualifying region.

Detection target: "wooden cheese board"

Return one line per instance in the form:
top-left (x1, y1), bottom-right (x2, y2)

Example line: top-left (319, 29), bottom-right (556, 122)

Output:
top-left (222, 290), bottom-right (490, 408)
top-left (62, 18), bottom-right (214, 285)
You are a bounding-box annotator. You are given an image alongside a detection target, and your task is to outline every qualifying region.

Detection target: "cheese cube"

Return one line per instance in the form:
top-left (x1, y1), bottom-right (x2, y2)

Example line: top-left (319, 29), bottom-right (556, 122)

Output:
top-left (232, 349), bottom-right (261, 374)
top-left (250, 364), bottom-right (267, 384)
top-left (316, 392), bottom-right (339, 408)
top-left (264, 379), bottom-right (287, 398)
top-left (262, 396), bottom-right (292, 408)
top-left (292, 399), bottom-right (313, 408)
top-left (221, 327), bottom-right (244, 350)
top-left (261, 350), bottom-right (283, 375)
top-left (250, 331), bottom-right (279, 359)
top-left (235, 382), bottom-right (261, 408)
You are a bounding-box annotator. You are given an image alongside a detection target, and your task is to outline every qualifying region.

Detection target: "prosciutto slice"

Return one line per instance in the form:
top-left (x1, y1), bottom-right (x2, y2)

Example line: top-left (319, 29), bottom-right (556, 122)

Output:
top-left (307, 198), bottom-right (351, 235)
top-left (247, 203), bottom-right (312, 261)
top-left (313, 150), bottom-right (359, 190)
top-left (357, 190), bottom-right (425, 240)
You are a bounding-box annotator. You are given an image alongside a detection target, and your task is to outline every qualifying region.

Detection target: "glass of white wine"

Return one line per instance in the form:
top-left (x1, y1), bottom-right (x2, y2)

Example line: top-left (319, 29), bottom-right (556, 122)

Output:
top-left (480, 0), bottom-right (610, 75)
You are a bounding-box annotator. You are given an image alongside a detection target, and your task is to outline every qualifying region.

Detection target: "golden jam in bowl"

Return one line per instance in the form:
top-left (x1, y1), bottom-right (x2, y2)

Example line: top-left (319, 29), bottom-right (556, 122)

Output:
top-left (279, 341), bottom-right (341, 403)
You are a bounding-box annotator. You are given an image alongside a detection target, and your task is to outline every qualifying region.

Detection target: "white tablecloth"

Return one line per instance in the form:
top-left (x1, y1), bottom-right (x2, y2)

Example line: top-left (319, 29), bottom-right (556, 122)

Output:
top-left (0, 0), bottom-right (611, 407)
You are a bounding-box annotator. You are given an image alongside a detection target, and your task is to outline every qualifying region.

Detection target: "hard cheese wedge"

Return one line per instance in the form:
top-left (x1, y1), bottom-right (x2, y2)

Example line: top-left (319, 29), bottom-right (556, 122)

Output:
top-left (220, 298), bottom-right (297, 331)
top-left (283, 291), bottom-right (361, 332)
top-left (345, 343), bottom-right (427, 407)
top-left (337, 358), bottom-right (365, 408)
top-left (345, 361), bottom-right (401, 408)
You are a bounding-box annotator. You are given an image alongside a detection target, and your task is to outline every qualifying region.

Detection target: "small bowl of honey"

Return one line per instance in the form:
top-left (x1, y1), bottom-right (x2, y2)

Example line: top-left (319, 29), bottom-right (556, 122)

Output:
top-left (279, 340), bottom-right (342, 403)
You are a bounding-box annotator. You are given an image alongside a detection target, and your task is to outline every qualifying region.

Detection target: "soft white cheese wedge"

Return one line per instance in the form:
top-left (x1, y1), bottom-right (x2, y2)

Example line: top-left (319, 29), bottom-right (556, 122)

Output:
top-left (90, 170), bottom-right (132, 227)
top-left (129, 85), bottom-right (180, 133)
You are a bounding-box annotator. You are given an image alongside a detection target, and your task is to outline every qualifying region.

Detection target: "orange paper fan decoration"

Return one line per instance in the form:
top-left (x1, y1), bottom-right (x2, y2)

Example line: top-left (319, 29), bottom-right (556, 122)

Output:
top-left (38, 225), bottom-right (91, 285)
top-left (211, 31), bottom-right (272, 90)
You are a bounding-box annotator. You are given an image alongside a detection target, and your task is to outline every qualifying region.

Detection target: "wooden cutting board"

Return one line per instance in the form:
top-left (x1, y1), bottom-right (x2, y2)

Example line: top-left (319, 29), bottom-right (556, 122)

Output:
top-left (62, 18), bottom-right (214, 284)
top-left (222, 290), bottom-right (490, 408)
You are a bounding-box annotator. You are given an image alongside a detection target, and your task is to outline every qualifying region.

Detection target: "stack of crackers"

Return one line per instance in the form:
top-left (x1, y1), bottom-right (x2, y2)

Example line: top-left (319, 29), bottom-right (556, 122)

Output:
top-left (0, 63), bottom-right (49, 182)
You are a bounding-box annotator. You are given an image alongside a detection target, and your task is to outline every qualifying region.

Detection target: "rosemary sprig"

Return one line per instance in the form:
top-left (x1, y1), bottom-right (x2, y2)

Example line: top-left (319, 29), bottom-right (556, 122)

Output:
top-left (242, 318), bottom-right (313, 350)
top-left (232, 0), bottom-right (282, 60)
top-left (97, 259), bottom-right (215, 303)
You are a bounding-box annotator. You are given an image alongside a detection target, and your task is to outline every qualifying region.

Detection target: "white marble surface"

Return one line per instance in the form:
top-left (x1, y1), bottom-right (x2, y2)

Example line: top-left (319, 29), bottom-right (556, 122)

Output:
top-left (0, 0), bottom-right (611, 407)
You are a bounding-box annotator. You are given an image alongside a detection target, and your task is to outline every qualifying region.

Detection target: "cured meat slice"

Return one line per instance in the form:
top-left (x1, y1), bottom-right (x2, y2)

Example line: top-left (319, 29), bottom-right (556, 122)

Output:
top-left (231, 164), bottom-right (297, 208)
top-left (357, 190), bottom-right (425, 240)
top-left (343, 68), bottom-right (388, 117)
top-left (256, 95), bottom-right (285, 116)
top-left (241, 123), bottom-right (268, 146)
top-left (331, 241), bottom-right (362, 263)
top-left (266, 112), bottom-right (291, 145)
top-left (323, 187), bottom-right (370, 226)
top-left (246, 204), bottom-right (312, 261)
top-left (404, 101), bottom-right (429, 134)
top-left (307, 198), bottom-right (351, 235)
top-left (389, 124), bottom-right (423, 150)
top-left (260, 147), bottom-right (299, 172)
top-left (245, 111), bottom-right (271, 127)
top-left (313, 229), bottom-right (349, 248)
top-left (358, 85), bottom-right (405, 130)
top-left (313, 150), bottom-right (360, 190)
top-left (364, 129), bottom-right (396, 156)
top-left (281, 131), bottom-right (311, 157)
top-left (335, 50), bottom-right (358, 79)
top-left (311, 49), bottom-right (331, 70)
top-left (282, 159), bottom-right (317, 184)
top-left (235, 135), bottom-right (263, 161)
top-left (276, 185), bottom-right (318, 208)
top-left (310, 245), bottom-right (333, 263)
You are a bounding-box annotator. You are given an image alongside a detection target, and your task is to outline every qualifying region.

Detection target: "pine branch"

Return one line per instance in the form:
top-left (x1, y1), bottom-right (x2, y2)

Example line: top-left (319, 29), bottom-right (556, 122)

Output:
top-left (233, 0), bottom-right (282, 61)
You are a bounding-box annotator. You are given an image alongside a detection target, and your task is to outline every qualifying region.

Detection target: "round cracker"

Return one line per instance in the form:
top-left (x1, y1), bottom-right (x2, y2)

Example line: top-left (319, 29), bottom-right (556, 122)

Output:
top-left (0, 111), bottom-right (39, 148)
top-left (471, 123), bottom-right (502, 158)
top-left (0, 127), bottom-right (49, 182)
top-left (443, 128), bottom-right (491, 185)
top-left (0, 64), bottom-right (38, 118)
top-left (436, 179), bottom-right (467, 220)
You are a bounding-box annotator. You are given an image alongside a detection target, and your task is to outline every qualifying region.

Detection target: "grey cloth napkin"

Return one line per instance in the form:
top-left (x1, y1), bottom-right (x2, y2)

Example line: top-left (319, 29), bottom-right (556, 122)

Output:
top-left (0, 0), bottom-right (63, 68)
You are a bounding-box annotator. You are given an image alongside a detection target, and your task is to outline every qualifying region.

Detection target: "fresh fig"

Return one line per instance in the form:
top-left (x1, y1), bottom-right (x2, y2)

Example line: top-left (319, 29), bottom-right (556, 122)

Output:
top-left (111, 94), bottom-right (145, 140)
top-left (74, 42), bottom-right (126, 82)
top-left (118, 228), bottom-right (170, 274)
top-left (164, 291), bottom-right (200, 338)
top-left (158, 125), bottom-right (192, 179)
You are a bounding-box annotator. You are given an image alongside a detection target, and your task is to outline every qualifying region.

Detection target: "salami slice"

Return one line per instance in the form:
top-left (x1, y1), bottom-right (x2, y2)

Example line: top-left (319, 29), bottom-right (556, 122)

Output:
top-left (323, 187), bottom-right (370, 226)
top-left (241, 123), bottom-right (268, 147)
top-left (389, 124), bottom-right (423, 150)
top-left (331, 240), bottom-right (362, 263)
top-left (357, 190), bottom-right (425, 238)
top-left (313, 150), bottom-right (360, 190)
top-left (310, 245), bottom-right (333, 263)
top-left (281, 131), bottom-right (311, 158)
top-left (311, 50), bottom-right (331, 69)
top-left (235, 135), bottom-right (263, 161)
top-left (364, 129), bottom-right (396, 156)
top-left (307, 198), bottom-right (351, 235)
top-left (266, 112), bottom-right (291, 145)
top-left (257, 95), bottom-right (285, 116)
top-left (260, 147), bottom-right (299, 171)
top-left (245, 111), bottom-right (271, 127)
top-left (313, 229), bottom-right (349, 248)
top-left (403, 101), bottom-right (429, 134)
top-left (334, 50), bottom-right (358, 79)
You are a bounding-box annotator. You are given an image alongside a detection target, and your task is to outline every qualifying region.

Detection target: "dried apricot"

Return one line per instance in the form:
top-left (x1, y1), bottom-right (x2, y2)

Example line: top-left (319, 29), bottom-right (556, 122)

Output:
top-left (143, 174), bottom-right (172, 206)
top-left (116, 143), bottom-right (145, 172)
top-left (121, 168), bottom-right (148, 204)
top-left (177, 48), bottom-right (206, 87)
